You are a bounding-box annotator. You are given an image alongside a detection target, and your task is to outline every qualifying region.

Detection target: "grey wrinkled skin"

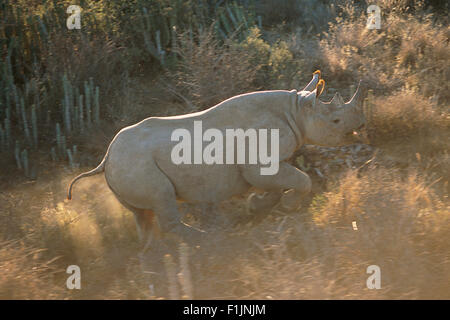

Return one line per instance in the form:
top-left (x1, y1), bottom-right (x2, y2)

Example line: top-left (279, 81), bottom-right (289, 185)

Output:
top-left (67, 71), bottom-right (367, 250)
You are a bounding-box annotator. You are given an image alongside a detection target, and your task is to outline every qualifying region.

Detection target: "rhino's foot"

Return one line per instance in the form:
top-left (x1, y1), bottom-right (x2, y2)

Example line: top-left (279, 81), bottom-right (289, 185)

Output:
top-left (199, 204), bottom-right (231, 232)
top-left (280, 189), bottom-right (303, 212)
top-left (165, 222), bottom-right (207, 247)
top-left (246, 191), bottom-right (282, 215)
top-left (140, 237), bottom-right (171, 257)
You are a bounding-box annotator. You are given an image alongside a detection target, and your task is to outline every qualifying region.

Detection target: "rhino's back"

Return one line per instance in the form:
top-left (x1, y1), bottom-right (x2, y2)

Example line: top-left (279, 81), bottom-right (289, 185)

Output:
top-left (159, 89), bottom-right (297, 128)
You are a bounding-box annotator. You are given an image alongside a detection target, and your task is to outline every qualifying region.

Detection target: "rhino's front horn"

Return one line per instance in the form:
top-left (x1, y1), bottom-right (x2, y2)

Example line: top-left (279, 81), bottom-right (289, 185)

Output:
top-left (302, 70), bottom-right (321, 92)
top-left (346, 80), bottom-right (367, 109)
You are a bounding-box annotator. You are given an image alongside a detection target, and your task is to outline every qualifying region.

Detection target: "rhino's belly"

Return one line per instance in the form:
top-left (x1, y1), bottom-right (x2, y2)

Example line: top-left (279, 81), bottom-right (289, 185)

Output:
top-left (156, 161), bottom-right (251, 203)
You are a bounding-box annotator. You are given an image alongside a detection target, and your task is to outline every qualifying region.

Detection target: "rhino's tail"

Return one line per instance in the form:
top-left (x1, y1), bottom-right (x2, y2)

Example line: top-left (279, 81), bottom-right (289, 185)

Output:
top-left (67, 155), bottom-right (107, 200)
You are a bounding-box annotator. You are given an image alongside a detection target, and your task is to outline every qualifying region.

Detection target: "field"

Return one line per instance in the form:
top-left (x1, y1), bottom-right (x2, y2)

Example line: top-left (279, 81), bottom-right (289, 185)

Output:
top-left (0, 0), bottom-right (449, 299)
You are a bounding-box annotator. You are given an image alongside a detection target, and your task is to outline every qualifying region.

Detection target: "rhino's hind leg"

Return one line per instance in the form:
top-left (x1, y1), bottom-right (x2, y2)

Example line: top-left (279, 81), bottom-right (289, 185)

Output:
top-left (147, 170), bottom-right (206, 244)
top-left (108, 162), bottom-right (205, 247)
top-left (109, 195), bottom-right (158, 250)
top-left (155, 200), bottom-right (206, 245)
top-left (133, 209), bottom-right (160, 252)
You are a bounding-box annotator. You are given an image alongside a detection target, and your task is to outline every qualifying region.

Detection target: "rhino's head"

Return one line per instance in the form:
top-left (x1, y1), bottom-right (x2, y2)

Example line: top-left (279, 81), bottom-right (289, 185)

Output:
top-left (297, 76), bottom-right (367, 147)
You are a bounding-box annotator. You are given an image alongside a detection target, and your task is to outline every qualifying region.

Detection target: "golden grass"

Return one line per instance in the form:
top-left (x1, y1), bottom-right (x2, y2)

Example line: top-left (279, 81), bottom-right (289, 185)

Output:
top-left (0, 240), bottom-right (64, 299)
top-left (0, 154), bottom-right (448, 300)
top-left (367, 90), bottom-right (449, 150)
top-left (317, 6), bottom-right (450, 104)
top-left (170, 28), bottom-right (259, 109)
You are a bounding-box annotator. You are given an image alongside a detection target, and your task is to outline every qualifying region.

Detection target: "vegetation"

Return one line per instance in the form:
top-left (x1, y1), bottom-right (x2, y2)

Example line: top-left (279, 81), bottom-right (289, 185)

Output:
top-left (0, 0), bottom-right (448, 299)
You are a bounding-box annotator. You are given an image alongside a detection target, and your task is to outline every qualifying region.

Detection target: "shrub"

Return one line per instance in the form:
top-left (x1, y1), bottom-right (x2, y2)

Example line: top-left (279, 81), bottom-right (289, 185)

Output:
top-left (168, 26), bottom-right (308, 110)
top-left (366, 89), bottom-right (449, 153)
top-left (255, 0), bottom-right (338, 34)
top-left (317, 4), bottom-right (450, 103)
top-left (168, 28), bottom-right (260, 109)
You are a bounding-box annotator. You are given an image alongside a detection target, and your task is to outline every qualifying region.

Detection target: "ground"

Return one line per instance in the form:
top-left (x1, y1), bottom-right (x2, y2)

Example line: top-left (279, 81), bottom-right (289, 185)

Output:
top-left (0, 0), bottom-right (448, 299)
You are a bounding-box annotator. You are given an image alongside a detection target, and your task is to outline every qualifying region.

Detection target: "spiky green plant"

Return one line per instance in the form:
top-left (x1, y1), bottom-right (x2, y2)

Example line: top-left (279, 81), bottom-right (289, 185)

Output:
top-left (66, 149), bottom-right (75, 170)
top-left (50, 147), bottom-right (57, 162)
top-left (14, 141), bottom-right (21, 169)
top-left (4, 117), bottom-right (11, 148)
top-left (94, 87), bottom-right (100, 124)
top-left (20, 98), bottom-right (31, 145)
top-left (61, 135), bottom-right (67, 159)
top-left (84, 81), bottom-right (92, 127)
top-left (31, 105), bottom-right (38, 148)
top-left (62, 75), bottom-right (72, 134)
top-left (21, 149), bottom-right (29, 177)
top-left (79, 95), bottom-right (84, 133)
top-left (55, 123), bottom-right (62, 155)
top-left (0, 124), bottom-right (5, 151)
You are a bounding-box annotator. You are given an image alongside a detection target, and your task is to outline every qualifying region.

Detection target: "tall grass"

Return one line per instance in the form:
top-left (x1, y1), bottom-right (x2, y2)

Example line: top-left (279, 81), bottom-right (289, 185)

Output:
top-left (317, 2), bottom-right (449, 103)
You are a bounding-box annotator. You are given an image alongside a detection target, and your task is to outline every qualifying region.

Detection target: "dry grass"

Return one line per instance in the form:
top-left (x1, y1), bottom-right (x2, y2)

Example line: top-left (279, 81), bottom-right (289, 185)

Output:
top-left (167, 26), bottom-right (305, 110)
top-left (309, 167), bottom-right (449, 298)
top-left (0, 240), bottom-right (64, 299)
top-left (1, 165), bottom-right (448, 299)
top-left (366, 90), bottom-right (449, 151)
top-left (169, 29), bottom-right (259, 110)
top-left (316, 4), bottom-right (450, 103)
top-left (0, 173), bottom-right (150, 299)
top-left (158, 166), bottom-right (449, 299)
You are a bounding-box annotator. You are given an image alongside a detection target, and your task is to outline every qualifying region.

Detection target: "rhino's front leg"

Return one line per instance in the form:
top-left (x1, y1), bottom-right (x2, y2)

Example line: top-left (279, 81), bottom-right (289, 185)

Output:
top-left (242, 162), bottom-right (312, 212)
top-left (247, 191), bottom-right (282, 215)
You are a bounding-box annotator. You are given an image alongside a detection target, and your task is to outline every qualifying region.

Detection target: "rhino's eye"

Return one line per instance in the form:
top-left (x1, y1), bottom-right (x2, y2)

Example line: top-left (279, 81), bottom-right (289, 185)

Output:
top-left (333, 119), bottom-right (341, 124)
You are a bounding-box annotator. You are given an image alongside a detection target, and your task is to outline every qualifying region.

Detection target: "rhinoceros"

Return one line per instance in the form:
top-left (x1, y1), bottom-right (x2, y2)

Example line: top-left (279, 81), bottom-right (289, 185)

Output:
top-left (67, 71), bottom-right (366, 249)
